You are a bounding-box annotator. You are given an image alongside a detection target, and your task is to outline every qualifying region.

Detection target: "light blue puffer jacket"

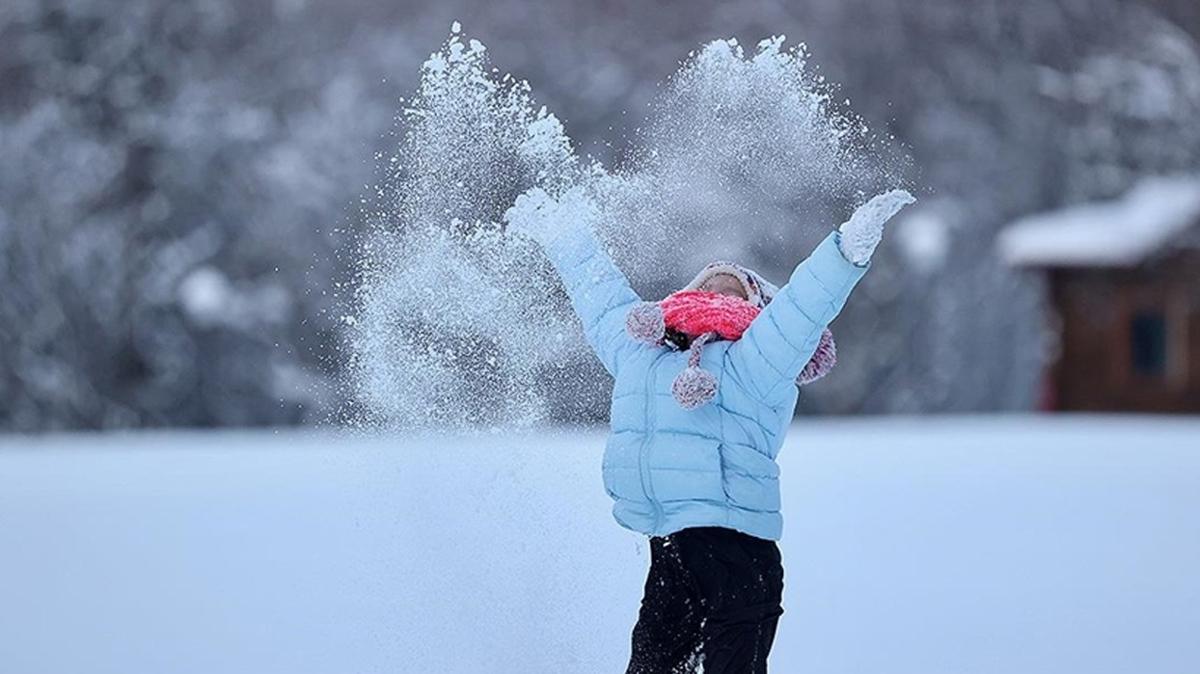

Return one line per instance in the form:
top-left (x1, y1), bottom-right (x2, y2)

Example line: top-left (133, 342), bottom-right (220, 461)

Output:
top-left (542, 225), bottom-right (868, 541)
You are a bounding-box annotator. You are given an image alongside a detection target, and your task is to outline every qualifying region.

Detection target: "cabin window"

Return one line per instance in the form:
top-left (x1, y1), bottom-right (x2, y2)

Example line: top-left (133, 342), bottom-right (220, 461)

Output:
top-left (1129, 310), bottom-right (1167, 378)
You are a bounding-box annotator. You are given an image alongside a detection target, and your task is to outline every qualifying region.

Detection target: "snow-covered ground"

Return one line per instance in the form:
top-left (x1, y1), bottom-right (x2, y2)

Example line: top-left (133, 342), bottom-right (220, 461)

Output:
top-left (1, 416), bottom-right (1197, 674)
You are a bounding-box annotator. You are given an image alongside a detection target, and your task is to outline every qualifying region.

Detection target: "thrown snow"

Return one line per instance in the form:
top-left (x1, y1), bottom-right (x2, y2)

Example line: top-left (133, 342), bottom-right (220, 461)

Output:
top-left (998, 174), bottom-right (1200, 267)
top-left (1, 416), bottom-right (1198, 674)
top-left (345, 30), bottom-right (906, 431)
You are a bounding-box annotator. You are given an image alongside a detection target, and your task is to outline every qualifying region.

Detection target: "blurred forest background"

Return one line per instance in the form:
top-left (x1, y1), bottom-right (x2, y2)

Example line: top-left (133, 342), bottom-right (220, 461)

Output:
top-left (3, 0), bottom-right (1200, 431)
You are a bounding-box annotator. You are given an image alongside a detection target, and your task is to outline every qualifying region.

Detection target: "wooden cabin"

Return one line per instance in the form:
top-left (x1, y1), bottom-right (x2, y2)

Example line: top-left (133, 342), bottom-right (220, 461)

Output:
top-left (999, 176), bottom-right (1200, 413)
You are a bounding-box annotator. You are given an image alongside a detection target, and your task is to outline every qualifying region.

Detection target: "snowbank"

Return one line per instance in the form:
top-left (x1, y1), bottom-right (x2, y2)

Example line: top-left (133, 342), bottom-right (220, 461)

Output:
top-left (1, 416), bottom-right (1198, 673)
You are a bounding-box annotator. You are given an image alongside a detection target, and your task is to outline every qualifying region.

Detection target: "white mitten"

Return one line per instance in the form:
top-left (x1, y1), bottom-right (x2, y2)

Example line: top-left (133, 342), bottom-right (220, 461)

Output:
top-left (837, 189), bottom-right (916, 266)
top-left (503, 186), bottom-right (598, 248)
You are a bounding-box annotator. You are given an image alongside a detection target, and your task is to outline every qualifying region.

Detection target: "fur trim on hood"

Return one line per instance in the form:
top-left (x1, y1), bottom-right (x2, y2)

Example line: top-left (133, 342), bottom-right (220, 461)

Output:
top-left (681, 261), bottom-right (779, 309)
top-left (626, 261), bottom-right (838, 409)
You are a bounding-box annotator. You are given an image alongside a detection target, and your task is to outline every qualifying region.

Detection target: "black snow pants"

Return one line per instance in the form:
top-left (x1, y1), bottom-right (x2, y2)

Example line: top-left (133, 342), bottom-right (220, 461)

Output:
top-left (625, 526), bottom-right (784, 674)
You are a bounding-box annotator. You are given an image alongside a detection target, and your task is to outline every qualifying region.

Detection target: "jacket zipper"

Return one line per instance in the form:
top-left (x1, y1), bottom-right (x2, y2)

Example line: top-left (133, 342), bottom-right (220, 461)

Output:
top-left (638, 351), bottom-right (668, 534)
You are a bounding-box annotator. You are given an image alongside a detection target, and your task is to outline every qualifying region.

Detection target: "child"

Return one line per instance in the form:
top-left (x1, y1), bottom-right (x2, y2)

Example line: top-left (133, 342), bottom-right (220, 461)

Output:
top-left (505, 187), bottom-right (914, 673)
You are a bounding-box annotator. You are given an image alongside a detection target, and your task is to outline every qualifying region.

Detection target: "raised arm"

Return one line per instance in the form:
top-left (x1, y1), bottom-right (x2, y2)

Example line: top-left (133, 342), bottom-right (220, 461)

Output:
top-left (504, 187), bottom-right (643, 376)
top-left (725, 190), bottom-right (915, 402)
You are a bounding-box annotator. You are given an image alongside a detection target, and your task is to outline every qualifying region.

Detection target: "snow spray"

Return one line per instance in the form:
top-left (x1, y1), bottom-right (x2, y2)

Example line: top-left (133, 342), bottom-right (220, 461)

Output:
top-left (343, 27), bottom-right (907, 431)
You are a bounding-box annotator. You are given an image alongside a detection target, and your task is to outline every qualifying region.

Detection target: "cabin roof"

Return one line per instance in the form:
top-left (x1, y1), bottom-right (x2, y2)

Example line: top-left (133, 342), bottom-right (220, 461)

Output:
top-left (998, 175), bottom-right (1200, 268)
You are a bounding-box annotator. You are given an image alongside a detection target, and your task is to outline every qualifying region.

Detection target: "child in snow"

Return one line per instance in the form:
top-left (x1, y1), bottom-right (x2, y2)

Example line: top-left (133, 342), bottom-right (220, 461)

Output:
top-left (505, 187), bottom-right (914, 674)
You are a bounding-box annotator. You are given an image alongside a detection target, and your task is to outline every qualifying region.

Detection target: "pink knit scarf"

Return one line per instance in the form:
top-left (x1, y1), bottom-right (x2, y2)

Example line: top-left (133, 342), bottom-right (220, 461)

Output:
top-left (659, 290), bottom-right (760, 341)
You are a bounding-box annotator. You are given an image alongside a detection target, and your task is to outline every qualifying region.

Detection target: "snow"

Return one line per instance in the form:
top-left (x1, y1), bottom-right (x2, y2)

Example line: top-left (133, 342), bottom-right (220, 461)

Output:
top-left (895, 204), bottom-right (953, 274)
top-left (2, 416), bottom-right (1198, 674)
top-left (998, 175), bottom-right (1200, 267)
top-left (177, 266), bottom-right (232, 326)
top-left (177, 266), bottom-right (292, 330)
top-left (349, 31), bottom-right (906, 431)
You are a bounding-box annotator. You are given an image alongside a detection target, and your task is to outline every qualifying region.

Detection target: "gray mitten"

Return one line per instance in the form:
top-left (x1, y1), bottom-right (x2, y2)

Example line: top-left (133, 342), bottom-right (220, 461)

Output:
top-left (837, 189), bottom-right (916, 266)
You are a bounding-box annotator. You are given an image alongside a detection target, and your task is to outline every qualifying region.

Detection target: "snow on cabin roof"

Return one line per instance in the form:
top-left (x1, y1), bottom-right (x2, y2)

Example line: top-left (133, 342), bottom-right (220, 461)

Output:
top-left (998, 175), bottom-right (1200, 268)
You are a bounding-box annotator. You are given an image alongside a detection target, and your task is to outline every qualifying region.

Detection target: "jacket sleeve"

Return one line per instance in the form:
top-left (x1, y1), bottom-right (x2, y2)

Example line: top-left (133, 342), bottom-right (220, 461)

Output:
top-left (539, 223), bottom-right (643, 377)
top-left (725, 231), bottom-right (869, 402)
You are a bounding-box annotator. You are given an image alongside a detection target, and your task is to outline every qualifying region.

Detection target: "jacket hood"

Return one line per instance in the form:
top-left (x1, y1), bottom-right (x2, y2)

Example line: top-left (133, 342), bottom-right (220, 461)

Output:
top-left (681, 261), bottom-right (780, 309)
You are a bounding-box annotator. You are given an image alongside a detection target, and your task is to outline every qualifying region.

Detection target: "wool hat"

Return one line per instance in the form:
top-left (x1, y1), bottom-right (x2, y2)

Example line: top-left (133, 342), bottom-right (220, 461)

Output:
top-left (626, 261), bottom-right (837, 409)
top-left (682, 260), bottom-right (779, 307)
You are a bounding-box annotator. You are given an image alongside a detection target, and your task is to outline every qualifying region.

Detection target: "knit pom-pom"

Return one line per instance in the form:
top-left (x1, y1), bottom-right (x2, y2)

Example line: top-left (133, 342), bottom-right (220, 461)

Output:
top-left (672, 366), bottom-right (718, 409)
top-left (625, 302), bottom-right (665, 344)
top-left (797, 329), bottom-right (837, 385)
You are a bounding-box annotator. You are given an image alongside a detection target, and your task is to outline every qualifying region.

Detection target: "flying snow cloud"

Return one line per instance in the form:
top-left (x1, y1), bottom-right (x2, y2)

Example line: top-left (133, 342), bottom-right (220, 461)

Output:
top-left (344, 28), bottom-right (909, 430)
